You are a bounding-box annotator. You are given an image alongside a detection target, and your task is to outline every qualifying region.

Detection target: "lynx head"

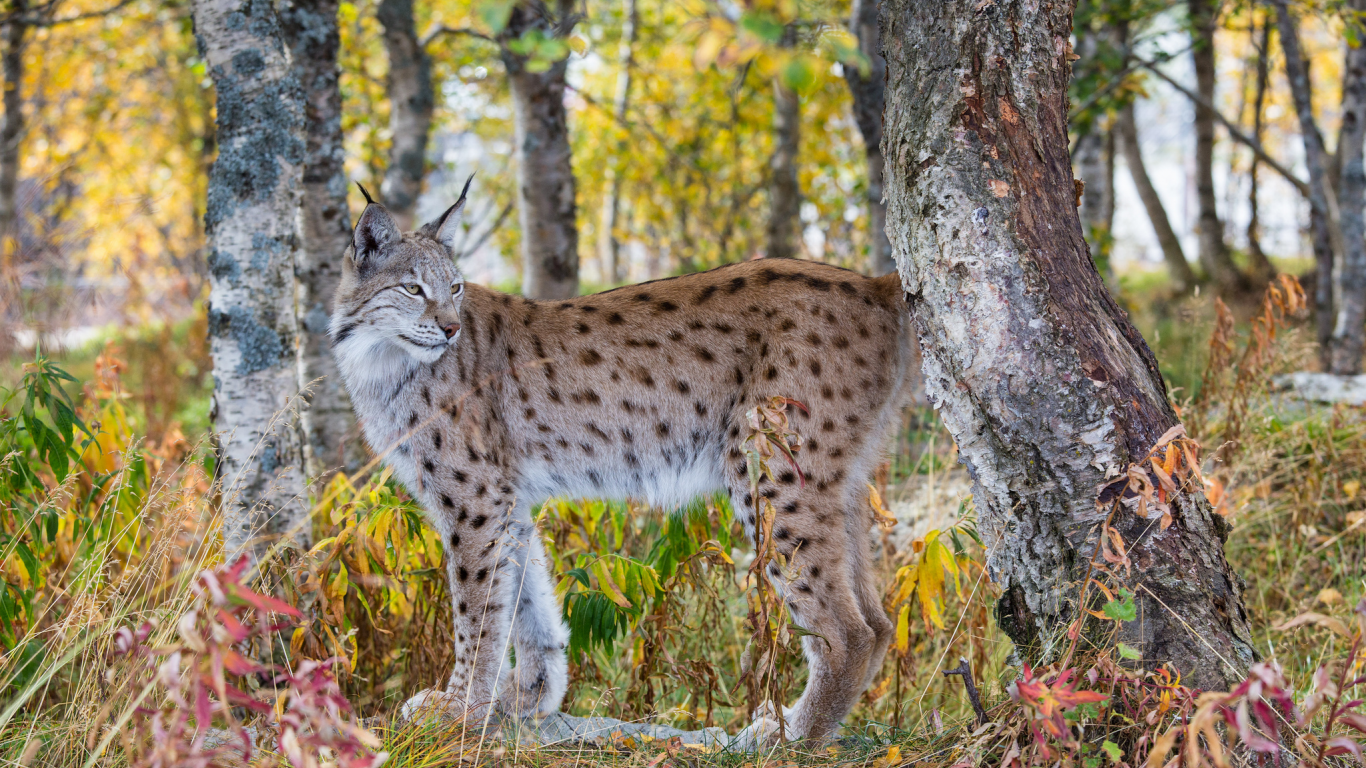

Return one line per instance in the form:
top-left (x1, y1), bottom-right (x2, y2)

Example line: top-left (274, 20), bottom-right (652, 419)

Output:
top-left (331, 177), bottom-right (472, 365)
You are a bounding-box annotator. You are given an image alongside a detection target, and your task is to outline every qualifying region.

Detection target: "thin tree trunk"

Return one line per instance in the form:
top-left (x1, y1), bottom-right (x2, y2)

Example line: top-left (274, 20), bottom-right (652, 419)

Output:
top-left (882, 0), bottom-right (1255, 689)
top-left (599, 0), bottom-right (637, 285)
top-left (377, 0), bottom-right (433, 230)
top-left (194, 0), bottom-right (309, 558)
top-left (1116, 105), bottom-right (1198, 292)
top-left (766, 25), bottom-right (801, 260)
top-left (1275, 0), bottom-right (1339, 368)
top-left (844, 0), bottom-right (892, 276)
top-left (503, 0), bottom-right (579, 300)
top-left (280, 0), bottom-right (364, 489)
top-left (1330, 0), bottom-right (1366, 374)
top-left (1190, 0), bottom-right (1249, 294)
top-left (0, 0), bottom-right (25, 249)
top-left (1245, 12), bottom-right (1275, 284)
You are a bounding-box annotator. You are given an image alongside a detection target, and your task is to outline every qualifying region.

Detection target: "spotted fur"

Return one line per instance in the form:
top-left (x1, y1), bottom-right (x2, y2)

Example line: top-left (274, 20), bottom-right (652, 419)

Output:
top-left (331, 193), bottom-right (913, 742)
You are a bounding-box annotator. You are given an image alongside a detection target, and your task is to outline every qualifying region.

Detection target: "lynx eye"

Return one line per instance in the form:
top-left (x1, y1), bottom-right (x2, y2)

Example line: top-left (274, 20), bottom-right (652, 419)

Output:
top-left (452, 283), bottom-right (464, 297)
top-left (403, 284), bottom-right (423, 296)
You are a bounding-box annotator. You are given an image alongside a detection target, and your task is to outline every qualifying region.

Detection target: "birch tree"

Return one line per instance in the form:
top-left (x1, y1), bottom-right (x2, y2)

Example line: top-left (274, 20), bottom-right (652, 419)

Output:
top-left (501, 0), bottom-right (579, 300)
top-left (882, 0), bottom-right (1256, 688)
top-left (843, 0), bottom-right (892, 276)
top-left (377, 0), bottom-right (432, 230)
top-left (280, 0), bottom-right (363, 483)
top-left (193, 0), bottom-right (308, 558)
top-left (766, 24), bottom-right (800, 260)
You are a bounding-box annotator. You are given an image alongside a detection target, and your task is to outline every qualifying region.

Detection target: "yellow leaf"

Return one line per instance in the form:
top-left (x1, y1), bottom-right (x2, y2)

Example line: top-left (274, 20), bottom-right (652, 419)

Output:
top-left (1344, 480), bottom-right (1360, 500)
top-left (885, 745), bottom-right (902, 767)
top-left (895, 603), bottom-right (910, 654)
top-left (594, 560), bottom-right (633, 609)
top-left (867, 483), bottom-right (897, 531)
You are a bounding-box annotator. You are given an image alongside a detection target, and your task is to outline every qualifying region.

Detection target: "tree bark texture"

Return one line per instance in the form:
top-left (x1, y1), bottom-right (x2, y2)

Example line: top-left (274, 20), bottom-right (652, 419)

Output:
top-left (881, 0), bottom-right (1255, 689)
top-left (0, 0), bottom-right (25, 249)
top-left (1330, 0), bottom-right (1366, 374)
top-left (503, 1), bottom-right (579, 300)
top-left (766, 26), bottom-right (801, 261)
top-left (1115, 105), bottom-right (1198, 292)
top-left (194, 0), bottom-right (309, 558)
top-left (844, 0), bottom-right (892, 276)
top-left (599, 0), bottom-right (637, 285)
top-left (377, 0), bottom-right (433, 230)
top-left (1275, 0), bottom-right (1339, 367)
top-left (1190, 0), bottom-right (1248, 295)
top-left (279, 0), bottom-right (365, 486)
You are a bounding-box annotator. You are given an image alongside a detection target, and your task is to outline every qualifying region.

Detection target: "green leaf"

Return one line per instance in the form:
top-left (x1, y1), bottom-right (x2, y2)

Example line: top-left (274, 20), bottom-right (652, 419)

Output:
top-left (476, 0), bottom-right (513, 33)
top-left (1102, 588), bottom-right (1137, 623)
top-left (1101, 740), bottom-right (1123, 763)
top-left (1116, 642), bottom-right (1142, 660)
top-left (739, 11), bottom-right (784, 43)
top-left (780, 55), bottom-right (816, 93)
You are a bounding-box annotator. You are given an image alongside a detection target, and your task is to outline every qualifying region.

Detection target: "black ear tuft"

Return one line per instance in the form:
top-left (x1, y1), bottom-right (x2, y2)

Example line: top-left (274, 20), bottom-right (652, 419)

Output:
top-left (418, 173), bottom-right (475, 253)
top-left (353, 200), bottom-right (401, 267)
top-left (356, 182), bottom-right (376, 205)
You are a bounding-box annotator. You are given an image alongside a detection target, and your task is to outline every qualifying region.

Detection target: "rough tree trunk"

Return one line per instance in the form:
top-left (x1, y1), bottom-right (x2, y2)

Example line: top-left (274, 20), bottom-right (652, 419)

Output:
top-left (0, 0), bottom-right (25, 249)
top-left (882, 0), bottom-right (1256, 689)
top-left (1245, 13), bottom-right (1275, 285)
top-left (502, 1), bottom-right (579, 300)
top-left (1276, 0), bottom-right (1339, 368)
top-left (194, 0), bottom-right (309, 558)
top-left (1116, 104), bottom-right (1198, 292)
top-left (1330, 0), bottom-right (1366, 374)
top-left (766, 24), bottom-right (801, 260)
top-left (280, 0), bottom-right (364, 487)
top-left (599, 0), bottom-right (637, 285)
top-left (377, 0), bottom-right (433, 230)
top-left (844, 0), bottom-right (892, 276)
top-left (1190, 0), bottom-right (1249, 294)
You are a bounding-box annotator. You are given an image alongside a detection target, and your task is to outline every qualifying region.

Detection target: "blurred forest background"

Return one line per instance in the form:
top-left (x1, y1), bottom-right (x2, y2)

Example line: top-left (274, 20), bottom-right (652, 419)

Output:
top-left (1, 0), bottom-right (1366, 765)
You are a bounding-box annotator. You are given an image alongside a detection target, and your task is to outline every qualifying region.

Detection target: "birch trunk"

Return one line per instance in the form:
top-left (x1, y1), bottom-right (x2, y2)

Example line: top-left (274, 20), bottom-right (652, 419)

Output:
top-left (882, 0), bottom-right (1255, 688)
top-left (194, 0), bottom-right (308, 558)
top-left (503, 1), bottom-right (579, 300)
top-left (1330, 0), bottom-right (1366, 374)
top-left (766, 25), bottom-right (801, 261)
top-left (1190, 0), bottom-right (1249, 294)
top-left (1116, 105), bottom-right (1197, 292)
top-left (599, 0), bottom-right (636, 285)
top-left (1275, 0), bottom-right (1339, 368)
top-left (377, 0), bottom-right (433, 230)
top-left (1244, 14), bottom-right (1276, 285)
top-left (844, 0), bottom-right (892, 276)
top-left (280, 0), bottom-right (363, 487)
top-left (0, 0), bottom-right (25, 248)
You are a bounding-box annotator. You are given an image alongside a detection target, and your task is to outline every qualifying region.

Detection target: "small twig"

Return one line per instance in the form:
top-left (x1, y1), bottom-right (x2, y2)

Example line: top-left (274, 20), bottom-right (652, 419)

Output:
top-left (421, 24), bottom-right (495, 49)
top-left (942, 657), bottom-right (987, 726)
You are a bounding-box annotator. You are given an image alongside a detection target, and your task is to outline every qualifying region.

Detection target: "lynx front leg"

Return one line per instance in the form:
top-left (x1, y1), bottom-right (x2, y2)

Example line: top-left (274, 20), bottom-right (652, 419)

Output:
top-left (403, 498), bottom-right (519, 724)
top-left (497, 514), bottom-right (569, 718)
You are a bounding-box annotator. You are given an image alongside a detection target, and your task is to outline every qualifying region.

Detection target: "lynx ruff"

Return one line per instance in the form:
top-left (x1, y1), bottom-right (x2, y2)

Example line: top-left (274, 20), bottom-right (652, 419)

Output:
top-left (330, 186), bottom-right (915, 744)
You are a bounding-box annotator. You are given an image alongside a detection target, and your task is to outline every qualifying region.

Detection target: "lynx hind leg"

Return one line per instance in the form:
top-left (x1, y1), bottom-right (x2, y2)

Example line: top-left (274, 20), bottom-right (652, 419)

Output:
top-left (498, 515), bottom-right (570, 718)
top-left (725, 476), bottom-right (878, 743)
top-left (847, 507), bottom-right (893, 694)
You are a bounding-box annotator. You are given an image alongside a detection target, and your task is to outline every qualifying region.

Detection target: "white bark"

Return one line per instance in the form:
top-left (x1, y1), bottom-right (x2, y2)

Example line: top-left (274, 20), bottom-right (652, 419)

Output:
top-left (194, 0), bottom-right (309, 558)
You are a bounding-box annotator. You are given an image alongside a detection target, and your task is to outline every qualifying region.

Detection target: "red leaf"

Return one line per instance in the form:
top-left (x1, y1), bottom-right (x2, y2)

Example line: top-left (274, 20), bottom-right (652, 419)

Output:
top-left (227, 584), bottom-right (302, 618)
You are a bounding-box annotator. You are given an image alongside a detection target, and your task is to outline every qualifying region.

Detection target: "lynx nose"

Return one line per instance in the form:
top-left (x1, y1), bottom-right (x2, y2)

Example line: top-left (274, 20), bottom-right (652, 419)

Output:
top-left (442, 322), bottom-right (461, 339)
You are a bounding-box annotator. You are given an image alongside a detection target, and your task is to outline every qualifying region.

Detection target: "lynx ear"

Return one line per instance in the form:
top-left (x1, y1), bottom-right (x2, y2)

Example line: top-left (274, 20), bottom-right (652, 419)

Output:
top-left (353, 183), bottom-right (401, 267)
top-left (418, 173), bottom-right (474, 255)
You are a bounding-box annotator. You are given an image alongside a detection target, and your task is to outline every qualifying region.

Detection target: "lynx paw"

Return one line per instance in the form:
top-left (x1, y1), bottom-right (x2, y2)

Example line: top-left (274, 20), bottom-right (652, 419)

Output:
top-left (400, 689), bottom-right (467, 723)
top-left (497, 649), bottom-right (568, 718)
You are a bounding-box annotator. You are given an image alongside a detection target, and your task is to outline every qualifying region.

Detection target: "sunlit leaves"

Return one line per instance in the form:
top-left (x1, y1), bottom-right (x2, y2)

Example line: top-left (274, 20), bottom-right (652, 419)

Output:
top-left (888, 524), bottom-right (975, 635)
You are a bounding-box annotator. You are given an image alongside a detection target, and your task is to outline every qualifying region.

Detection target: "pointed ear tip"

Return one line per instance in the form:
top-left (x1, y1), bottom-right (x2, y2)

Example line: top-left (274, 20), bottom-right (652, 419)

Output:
top-left (356, 182), bottom-right (376, 205)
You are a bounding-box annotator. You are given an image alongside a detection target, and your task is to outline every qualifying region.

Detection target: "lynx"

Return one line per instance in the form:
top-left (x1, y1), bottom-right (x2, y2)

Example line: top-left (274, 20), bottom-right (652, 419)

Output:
top-left (330, 187), bottom-right (914, 744)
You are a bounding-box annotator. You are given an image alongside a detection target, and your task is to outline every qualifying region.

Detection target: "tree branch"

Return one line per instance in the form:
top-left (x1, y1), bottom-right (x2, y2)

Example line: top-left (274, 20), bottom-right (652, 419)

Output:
top-left (1137, 57), bottom-right (1310, 197)
top-left (420, 24), bottom-right (494, 49)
